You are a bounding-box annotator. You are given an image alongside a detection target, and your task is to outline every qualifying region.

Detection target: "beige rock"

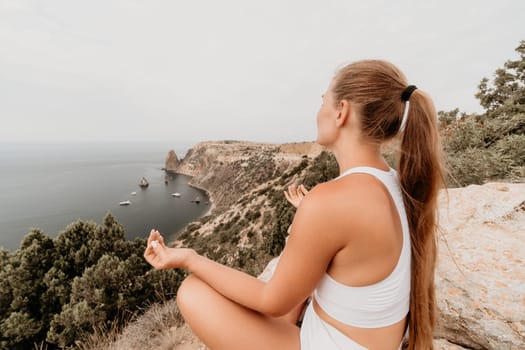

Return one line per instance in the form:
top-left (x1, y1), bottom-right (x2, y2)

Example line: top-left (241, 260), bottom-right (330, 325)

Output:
top-left (434, 338), bottom-right (469, 349)
top-left (278, 142), bottom-right (324, 156)
top-left (165, 150), bottom-right (179, 172)
top-left (435, 183), bottom-right (525, 349)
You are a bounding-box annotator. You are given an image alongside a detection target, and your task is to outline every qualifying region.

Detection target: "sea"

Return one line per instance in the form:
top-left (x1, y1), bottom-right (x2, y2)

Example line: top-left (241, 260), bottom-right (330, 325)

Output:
top-left (0, 141), bottom-right (209, 251)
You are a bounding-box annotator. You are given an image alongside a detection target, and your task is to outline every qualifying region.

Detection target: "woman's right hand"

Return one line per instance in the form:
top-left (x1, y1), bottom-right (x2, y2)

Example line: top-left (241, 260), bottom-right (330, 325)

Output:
top-left (144, 229), bottom-right (196, 270)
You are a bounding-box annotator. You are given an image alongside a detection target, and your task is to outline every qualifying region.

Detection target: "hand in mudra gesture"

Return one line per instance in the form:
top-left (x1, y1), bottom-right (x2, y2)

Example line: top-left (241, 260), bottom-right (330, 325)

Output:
top-left (284, 184), bottom-right (309, 208)
top-left (144, 229), bottom-right (195, 270)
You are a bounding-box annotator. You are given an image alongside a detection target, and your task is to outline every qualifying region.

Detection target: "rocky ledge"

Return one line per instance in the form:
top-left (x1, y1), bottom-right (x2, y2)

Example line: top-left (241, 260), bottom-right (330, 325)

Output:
top-left (435, 183), bottom-right (524, 349)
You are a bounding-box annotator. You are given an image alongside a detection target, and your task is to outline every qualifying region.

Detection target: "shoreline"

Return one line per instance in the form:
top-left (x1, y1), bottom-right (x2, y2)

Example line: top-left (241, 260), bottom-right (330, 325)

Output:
top-left (186, 182), bottom-right (215, 217)
top-left (165, 170), bottom-right (214, 213)
top-left (166, 170), bottom-right (216, 228)
top-left (165, 168), bottom-right (215, 217)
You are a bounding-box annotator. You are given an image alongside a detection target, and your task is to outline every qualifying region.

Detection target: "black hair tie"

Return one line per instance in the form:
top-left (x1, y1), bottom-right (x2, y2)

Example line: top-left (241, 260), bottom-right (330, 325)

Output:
top-left (401, 85), bottom-right (417, 101)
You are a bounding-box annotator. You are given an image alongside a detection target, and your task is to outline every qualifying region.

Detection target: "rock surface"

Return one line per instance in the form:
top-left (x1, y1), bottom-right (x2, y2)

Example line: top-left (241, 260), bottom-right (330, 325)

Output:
top-left (435, 183), bottom-right (525, 349)
top-left (164, 150), bottom-right (179, 172)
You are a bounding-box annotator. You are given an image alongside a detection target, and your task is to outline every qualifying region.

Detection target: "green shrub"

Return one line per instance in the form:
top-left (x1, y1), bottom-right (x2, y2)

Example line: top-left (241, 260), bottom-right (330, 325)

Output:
top-left (0, 213), bottom-right (182, 350)
top-left (441, 41), bottom-right (525, 186)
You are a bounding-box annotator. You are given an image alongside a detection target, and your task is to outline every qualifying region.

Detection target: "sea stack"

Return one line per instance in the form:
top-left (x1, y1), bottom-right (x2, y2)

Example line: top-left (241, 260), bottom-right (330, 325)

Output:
top-left (165, 150), bottom-right (179, 172)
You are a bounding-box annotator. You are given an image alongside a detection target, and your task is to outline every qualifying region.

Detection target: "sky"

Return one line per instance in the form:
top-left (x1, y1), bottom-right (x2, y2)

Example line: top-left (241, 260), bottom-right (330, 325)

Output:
top-left (1, 0), bottom-right (524, 144)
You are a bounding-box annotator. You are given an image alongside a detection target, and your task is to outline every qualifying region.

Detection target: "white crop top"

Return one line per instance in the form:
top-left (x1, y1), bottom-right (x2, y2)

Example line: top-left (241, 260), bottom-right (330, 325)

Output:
top-left (313, 166), bottom-right (411, 328)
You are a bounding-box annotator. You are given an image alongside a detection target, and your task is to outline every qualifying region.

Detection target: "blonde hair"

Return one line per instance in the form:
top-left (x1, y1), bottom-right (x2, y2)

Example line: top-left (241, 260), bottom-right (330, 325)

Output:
top-left (333, 60), bottom-right (445, 349)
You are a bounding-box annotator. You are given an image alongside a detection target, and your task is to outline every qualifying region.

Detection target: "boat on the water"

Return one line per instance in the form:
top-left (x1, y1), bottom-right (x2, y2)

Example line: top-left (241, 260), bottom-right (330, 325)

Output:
top-left (191, 196), bottom-right (201, 204)
top-left (172, 193), bottom-right (181, 197)
top-left (139, 177), bottom-right (149, 188)
top-left (119, 200), bottom-right (131, 206)
top-left (131, 191), bottom-right (137, 196)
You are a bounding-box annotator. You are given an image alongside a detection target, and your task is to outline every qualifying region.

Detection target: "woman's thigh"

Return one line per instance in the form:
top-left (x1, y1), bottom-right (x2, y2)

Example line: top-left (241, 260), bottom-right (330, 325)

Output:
top-left (177, 275), bottom-right (301, 350)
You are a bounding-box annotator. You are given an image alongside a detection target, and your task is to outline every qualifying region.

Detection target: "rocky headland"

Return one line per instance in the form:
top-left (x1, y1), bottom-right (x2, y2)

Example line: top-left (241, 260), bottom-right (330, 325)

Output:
top-left (108, 141), bottom-right (524, 350)
top-left (173, 140), bottom-right (324, 211)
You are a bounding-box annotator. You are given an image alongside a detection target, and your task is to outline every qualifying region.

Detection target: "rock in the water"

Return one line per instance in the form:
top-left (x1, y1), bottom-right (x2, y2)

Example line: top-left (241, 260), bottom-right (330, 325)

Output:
top-left (435, 182), bottom-right (525, 349)
top-left (165, 150), bottom-right (179, 172)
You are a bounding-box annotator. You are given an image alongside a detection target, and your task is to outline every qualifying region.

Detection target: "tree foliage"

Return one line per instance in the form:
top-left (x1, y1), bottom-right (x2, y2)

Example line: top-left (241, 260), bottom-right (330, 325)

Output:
top-left (0, 213), bottom-right (183, 350)
top-left (443, 40), bottom-right (525, 186)
top-left (476, 40), bottom-right (525, 115)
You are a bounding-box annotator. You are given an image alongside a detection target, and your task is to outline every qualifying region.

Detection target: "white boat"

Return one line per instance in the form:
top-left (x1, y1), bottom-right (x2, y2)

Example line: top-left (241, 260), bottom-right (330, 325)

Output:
top-left (119, 200), bottom-right (131, 206)
top-left (131, 192), bottom-right (137, 196)
top-left (171, 193), bottom-right (181, 197)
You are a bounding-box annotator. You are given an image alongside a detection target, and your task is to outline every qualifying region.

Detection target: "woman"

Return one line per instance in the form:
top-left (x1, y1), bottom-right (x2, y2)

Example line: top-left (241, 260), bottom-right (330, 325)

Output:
top-left (144, 59), bottom-right (444, 350)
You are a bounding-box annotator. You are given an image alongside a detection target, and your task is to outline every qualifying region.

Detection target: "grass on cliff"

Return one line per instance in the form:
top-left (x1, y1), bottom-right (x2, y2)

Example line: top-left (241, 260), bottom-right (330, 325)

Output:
top-left (77, 299), bottom-right (184, 350)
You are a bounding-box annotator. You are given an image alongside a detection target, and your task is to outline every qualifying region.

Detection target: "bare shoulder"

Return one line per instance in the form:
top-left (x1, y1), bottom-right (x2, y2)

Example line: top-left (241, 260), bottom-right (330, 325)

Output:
top-left (293, 173), bottom-right (394, 243)
top-left (300, 173), bottom-right (390, 215)
top-left (281, 172), bottom-right (399, 289)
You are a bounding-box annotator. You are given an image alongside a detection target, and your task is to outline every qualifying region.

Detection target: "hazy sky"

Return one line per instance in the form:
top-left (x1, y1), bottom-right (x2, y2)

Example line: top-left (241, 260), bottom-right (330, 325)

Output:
top-left (1, 0), bottom-right (524, 144)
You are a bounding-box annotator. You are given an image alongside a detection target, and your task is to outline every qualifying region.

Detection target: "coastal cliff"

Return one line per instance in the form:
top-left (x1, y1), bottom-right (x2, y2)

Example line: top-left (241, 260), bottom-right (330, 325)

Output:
top-left (106, 141), bottom-right (524, 350)
top-left (175, 140), bottom-right (324, 211)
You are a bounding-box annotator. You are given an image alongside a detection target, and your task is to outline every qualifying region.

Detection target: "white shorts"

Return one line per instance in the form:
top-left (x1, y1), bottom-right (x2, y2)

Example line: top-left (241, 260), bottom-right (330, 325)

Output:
top-left (300, 303), bottom-right (403, 350)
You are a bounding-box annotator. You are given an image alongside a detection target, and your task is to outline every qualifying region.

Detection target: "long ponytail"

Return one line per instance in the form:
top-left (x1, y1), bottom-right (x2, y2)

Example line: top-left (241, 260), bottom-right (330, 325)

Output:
top-left (399, 90), bottom-right (444, 350)
top-left (332, 60), bottom-right (445, 349)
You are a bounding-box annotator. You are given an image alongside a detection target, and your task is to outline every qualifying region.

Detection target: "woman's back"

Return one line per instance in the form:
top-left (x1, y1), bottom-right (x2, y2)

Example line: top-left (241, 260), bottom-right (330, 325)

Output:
top-left (298, 167), bottom-right (410, 349)
top-left (323, 168), bottom-right (407, 289)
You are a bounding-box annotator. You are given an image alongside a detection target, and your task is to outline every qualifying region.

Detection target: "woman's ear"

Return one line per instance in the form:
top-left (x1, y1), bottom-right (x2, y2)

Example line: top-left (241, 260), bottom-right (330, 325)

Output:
top-left (335, 99), bottom-right (350, 128)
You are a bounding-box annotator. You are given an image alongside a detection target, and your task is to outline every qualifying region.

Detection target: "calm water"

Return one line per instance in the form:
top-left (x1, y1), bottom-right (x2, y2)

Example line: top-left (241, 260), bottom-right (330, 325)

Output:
top-left (0, 142), bottom-right (209, 251)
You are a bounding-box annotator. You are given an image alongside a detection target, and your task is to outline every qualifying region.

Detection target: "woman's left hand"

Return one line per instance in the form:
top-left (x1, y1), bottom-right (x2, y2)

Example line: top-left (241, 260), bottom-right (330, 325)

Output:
top-left (144, 229), bottom-right (195, 270)
top-left (284, 184), bottom-right (309, 208)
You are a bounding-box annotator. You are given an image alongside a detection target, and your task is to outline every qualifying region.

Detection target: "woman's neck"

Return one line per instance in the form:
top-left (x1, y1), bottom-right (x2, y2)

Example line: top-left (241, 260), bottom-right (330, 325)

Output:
top-left (330, 136), bottom-right (389, 175)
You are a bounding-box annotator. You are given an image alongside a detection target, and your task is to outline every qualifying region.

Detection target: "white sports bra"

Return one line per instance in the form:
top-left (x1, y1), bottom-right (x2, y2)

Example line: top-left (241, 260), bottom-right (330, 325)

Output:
top-left (313, 166), bottom-right (411, 328)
